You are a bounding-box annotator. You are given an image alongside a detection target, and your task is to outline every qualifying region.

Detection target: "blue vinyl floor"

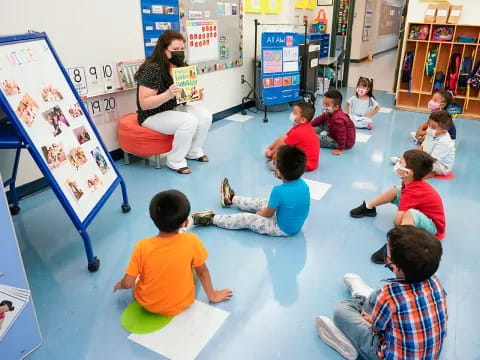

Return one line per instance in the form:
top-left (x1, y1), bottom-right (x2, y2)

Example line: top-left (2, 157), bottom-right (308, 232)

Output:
top-left (11, 90), bottom-right (480, 359)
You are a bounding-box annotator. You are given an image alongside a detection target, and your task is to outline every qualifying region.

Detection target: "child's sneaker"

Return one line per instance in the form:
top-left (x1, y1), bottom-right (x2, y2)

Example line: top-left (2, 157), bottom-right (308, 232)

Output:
top-left (268, 159), bottom-right (277, 171)
top-left (390, 156), bottom-right (400, 164)
top-left (410, 131), bottom-right (418, 142)
top-left (367, 123), bottom-right (373, 130)
top-left (220, 178), bottom-right (235, 207)
top-left (349, 201), bottom-right (377, 218)
top-left (371, 244), bottom-right (387, 264)
top-left (192, 210), bottom-right (215, 225)
top-left (343, 273), bottom-right (375, 299)
top-left (315, 316), bottom-right (358, 360)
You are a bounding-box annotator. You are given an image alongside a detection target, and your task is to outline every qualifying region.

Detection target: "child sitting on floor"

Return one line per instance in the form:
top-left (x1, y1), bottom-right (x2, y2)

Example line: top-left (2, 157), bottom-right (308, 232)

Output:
top-left (264, 102), bottom-right (320, 171)
top-left (412, 89), bottom-right (456, 143)
top-left (311, 90), bottom-right (356, 156)
top-left (192, 145), bottom-right (310, 236)
top-left (315, 226), bottom-right (447, 360)
top-left (393, 111), bottom-right (455, 178)
top-left (113, 190), bottom-right (232, 316)
top-left (346, 77), bottom-right (381, 130)
top-left (350, 149), bottom-right (445, 264)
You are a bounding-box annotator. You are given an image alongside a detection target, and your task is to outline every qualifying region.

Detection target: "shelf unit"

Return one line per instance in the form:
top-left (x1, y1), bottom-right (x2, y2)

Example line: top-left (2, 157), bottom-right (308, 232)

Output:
top-left (396, 23), bottom-right (480, 119)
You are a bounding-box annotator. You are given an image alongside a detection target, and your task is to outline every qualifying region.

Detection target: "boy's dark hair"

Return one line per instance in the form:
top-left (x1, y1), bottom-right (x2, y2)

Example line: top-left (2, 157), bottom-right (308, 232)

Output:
top-left (387, 226), bottom-right (442, 282)
top-left (429, 110), bottom-right (453, 130)
top-left (403, 149), bottom-right (435, 180)
top-left (149, 190), bottom-right (190, 232)
top-left (433, 89), bottom-right (453, 107)
top-left (276, 145), bottom-right (306, 181)
top-left (295, 102), bottom-right (315, 122)
top-left (0, 300), bottom-right (14, 311)
top-left (324, 90), bottom-right (343, 107)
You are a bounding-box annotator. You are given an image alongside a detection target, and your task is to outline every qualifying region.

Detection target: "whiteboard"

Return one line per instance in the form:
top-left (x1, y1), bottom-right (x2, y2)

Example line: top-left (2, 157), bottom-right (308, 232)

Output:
top-left (0, 37), bottom-right (118, 222)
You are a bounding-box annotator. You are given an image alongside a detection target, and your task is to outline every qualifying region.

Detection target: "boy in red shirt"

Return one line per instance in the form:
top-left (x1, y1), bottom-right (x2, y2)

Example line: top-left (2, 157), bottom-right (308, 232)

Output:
top-left (265, 102), bottom-right (320, 171)
top-left (350, 149), bottom-right (445, 263)
top-left (311, 90), bottom-right (356, 156)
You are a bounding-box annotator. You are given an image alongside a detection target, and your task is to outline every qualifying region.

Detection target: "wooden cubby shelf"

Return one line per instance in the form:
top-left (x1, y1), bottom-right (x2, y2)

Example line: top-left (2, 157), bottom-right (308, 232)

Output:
top-left (396, 23), bottom-right (480, 120)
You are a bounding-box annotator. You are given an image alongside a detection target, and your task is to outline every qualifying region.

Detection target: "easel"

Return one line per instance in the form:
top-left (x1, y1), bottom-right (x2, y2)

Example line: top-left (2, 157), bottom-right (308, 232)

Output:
top-left (242, 19), bottom-right (310, 123)
top-left (0, 32), bottom-right (131, 272)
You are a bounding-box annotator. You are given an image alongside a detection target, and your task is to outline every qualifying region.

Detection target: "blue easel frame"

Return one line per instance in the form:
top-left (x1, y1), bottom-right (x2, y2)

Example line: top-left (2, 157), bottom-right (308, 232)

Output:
top-left (0, 32), bottom-right (131, 272)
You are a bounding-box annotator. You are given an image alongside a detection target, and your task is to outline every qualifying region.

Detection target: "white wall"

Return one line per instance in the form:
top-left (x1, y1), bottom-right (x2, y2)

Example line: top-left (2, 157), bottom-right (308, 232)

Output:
top-left (0, 0), bottom-right (332, 186)
top-left (351, 0), bottom-right (404, 61)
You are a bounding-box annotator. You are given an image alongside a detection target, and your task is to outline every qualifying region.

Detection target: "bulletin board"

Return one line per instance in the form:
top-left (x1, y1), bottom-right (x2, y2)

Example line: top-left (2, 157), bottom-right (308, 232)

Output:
top-left (0, 35), bottom-right (119, 223)
top-left (141, 0), bottom-right (181, 57)
top-left (378, 2), bottom-right (402, 37)
top-left (180, 0), bottom-right (243, 73)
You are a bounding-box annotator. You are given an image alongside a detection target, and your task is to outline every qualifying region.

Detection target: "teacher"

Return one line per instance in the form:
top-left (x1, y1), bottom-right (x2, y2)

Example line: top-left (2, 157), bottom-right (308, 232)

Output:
top-left (135, 30), bottom-right (212, 174)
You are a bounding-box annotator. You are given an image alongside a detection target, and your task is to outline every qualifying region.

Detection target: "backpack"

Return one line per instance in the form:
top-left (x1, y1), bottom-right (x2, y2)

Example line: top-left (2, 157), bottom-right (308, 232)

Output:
top-left (465, 61), bottom-right (480, 110)
top-left (425, 49), bottom-right (438, 77)
top-left (458, 57), bottom-right (473, 89)
top-left (401, 51), bottom-right (414, 92)
top-left (445, 53), bottom-right (461, 93)
top-left (433, 71), bottom-right (445, 90)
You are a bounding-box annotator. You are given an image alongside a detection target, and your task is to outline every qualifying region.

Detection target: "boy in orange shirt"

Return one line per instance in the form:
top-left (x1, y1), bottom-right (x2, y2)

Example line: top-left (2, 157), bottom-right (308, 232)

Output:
top-left (113, 190), bottom-right (232, 316)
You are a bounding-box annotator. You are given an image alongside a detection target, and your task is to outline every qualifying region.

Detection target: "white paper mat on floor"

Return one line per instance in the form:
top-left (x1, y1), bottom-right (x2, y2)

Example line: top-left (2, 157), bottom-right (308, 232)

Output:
top-left (225, 114), bottom-right (254, 122)
top-left (303, 179), bottom-right (331, 201)
top-left (128, 300), bottom-right (229, 360)
top-left (378, 107), bottom-right (393, 114)
top-left (356, 132), bottom-right (372, 143)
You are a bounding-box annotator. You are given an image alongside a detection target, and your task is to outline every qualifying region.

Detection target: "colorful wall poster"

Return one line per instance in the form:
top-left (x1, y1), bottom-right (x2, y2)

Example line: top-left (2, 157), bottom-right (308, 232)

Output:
top-left (261, 32), bottom-right (300, 105)
top-left (245, 0), bottom-right (261, 12)
top-left (262, 0), bottom-right (282, 13)
top-left (186, 20), bottom-right (219, 63)
top-left (294, 0), bottom-right (315, 9)
top-left (172, 65), bottom-right (200, 103)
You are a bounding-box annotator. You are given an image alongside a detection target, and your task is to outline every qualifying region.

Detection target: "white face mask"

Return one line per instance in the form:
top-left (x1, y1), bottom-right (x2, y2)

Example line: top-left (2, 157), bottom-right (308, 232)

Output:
top-left (393, 162), bottom-right (411, 178)
top-left (426, 127), bottom-right (437, 137)
top-left (289, 112), bottom-right (297, 125)
top-left (323, 106), bottom-right (333, 113)
top-left (357, 87), bottom-right (368, 96)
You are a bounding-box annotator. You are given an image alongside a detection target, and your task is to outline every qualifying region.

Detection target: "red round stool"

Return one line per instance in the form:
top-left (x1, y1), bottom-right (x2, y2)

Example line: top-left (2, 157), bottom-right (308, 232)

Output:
top-left (117, 113), bottom-right (173, 169)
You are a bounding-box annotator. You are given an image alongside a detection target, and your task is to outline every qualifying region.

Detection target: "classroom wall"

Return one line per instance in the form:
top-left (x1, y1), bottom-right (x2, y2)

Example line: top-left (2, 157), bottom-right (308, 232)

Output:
top-left (350, 0), bottom-right (404, 61)
top-left (0, 0), bottom-right (334, 187)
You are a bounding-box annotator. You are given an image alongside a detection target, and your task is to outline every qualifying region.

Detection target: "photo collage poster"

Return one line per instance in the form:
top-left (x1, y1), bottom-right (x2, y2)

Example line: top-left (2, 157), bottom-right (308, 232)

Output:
top-left (0, 38), bottom-right (118, 222)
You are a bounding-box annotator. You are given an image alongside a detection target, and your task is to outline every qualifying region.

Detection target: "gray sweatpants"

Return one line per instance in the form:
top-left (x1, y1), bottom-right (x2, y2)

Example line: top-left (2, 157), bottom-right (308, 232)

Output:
top-left (213, 195), bottom-right (288, 236)
top-left (350, 114), bottom-right (373, 129)
top-left (314, 123), bottom-right (338, 149)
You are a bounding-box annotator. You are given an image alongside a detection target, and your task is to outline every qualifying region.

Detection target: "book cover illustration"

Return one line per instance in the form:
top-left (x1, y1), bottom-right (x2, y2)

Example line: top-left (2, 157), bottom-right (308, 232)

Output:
top-left (172, 65), bottom-right (200, 103)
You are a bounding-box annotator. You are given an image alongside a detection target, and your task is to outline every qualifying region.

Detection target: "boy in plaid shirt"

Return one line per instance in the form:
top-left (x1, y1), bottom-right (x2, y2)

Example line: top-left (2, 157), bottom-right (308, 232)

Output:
top-left (315, 226), bottom-right (447, 360)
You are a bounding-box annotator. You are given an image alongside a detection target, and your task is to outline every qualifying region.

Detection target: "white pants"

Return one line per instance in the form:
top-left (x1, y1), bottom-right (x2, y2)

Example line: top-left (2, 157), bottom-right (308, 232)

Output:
top-left (350, 114), bottom-right (372, 129)
top-left (433, 161), bottom-right (450, 175)
top-left (142, 102), bottom-right (212, 169)
top-left (213, 196), bottom-right (288, 237)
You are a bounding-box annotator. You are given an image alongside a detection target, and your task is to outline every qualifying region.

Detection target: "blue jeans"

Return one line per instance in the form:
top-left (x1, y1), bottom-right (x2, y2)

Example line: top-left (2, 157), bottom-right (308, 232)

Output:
top-left (334, 292), bottom-right (380, 360)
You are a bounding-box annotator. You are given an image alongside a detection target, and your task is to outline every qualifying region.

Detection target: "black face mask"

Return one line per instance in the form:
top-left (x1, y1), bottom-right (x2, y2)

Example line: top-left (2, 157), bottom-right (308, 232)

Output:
top-left (384, 263), bottom-right (394, 272)
top-left (169, 50), bottom-right (185, 67)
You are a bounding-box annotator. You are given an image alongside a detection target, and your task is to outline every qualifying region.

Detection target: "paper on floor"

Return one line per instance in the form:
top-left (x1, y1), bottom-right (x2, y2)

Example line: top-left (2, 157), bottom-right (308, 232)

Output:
top-left (303, 179), bottom-right (332, 201)
top-left (225, 114), bottom-right (254, 122)
top-left (356, 132), bottom-right (372, 143)
top-left (128, 300), bottom-right (229, 360)
top-left (378, 107), bottom-right (392, 114)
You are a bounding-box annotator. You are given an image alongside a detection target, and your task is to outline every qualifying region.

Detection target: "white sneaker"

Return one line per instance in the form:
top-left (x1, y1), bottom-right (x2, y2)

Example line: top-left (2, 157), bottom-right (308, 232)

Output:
top-left (315, 316), bottom-right (358, 360)
top-left (410, 131), bottom-right (417, 141)
top-left (343, 273), bottom-right (374, 299)
top-left (390, 156), bottom-right (400, 165)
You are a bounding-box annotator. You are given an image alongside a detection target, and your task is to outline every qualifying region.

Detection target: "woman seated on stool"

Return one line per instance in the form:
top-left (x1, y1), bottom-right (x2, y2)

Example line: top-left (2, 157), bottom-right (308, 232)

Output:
top-left (135, 30), bottom-right (212, 174)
